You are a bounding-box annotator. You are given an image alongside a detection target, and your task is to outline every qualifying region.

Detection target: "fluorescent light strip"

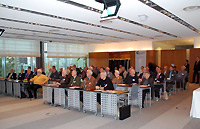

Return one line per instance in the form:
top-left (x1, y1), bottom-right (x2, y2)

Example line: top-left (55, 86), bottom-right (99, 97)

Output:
top-left (138, 0), bottom-right (200, 34)
top-left (0, 25), bottom-right (114, 42)
top-left (0, 17), bottom-right (131, 41)
top-left (0, 3), bottom-right (150, 39)
top-left (57, 0), bottom-right (179, 38)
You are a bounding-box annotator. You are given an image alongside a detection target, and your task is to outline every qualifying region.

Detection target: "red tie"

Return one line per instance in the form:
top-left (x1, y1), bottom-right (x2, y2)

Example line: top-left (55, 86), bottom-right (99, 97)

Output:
top-left (157, 74), bottom-right (159, 79)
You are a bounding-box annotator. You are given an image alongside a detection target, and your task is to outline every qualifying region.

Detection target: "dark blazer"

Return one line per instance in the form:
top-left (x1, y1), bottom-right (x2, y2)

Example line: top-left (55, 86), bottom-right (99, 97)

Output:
top-left (50, 71), bottom-right (59, 79)
top-left (6, 73), bottom-right (17, 80)
top-left (154, 73), bottom-right (165, 83)
top-left (68, 76), bottom-right (81, 86)
top-left (24, 72), bottom-right (34, 80)
top-left (125, 75), bottom-right (139, 84)
top-left (81, 76), bottom-right (96, 90)
top-left (177, 71), bottom-right (187, 79)
top-left (96, 77), bottom-right (114, 90)
top-left (165, 71), bottom-right (177, 80)
top-left (59, 75), bottom-right (71, 87)
top-left (194, 61), bottom-right (200, 72)
top-left (18, 73), bottom-right (25, 80)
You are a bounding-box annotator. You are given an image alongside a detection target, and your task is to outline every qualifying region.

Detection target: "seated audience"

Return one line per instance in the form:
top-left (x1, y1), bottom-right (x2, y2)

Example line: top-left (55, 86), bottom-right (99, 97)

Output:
top-left (18, 69), bottom-right (25, 80)
top-left (176, 66), bottom-right (187, 90)
top-left (68, 70), bottom-right (81, 86)
top-left (112, 70), bottom-right (123, 84)
top-left (7, 68), bottom-right (17, 80)
top-left (24, 68), bottom-right (33, 81)
top-left (125, 69), bottom-right (138, 84)
top-left (154, 67), bottom-right (165, 101)
top-left (165, 66), bottom-right (177, 95)
top-left (81, 70), bottom-right (96, 90)
top-left (138, 70), bottom-right (151, 108)
top-left (163, 66), bottom-right (168, 76)
top-left (28, 69), bottom-right (49, 98)
top-left (57, 69), bottom-right (71, 87)
top-left (96, 71), bottom-right (114, 104)
top-left (105, 67), bottom-right (113, 80)
top-left (50, 68), bottom-right (59, 80)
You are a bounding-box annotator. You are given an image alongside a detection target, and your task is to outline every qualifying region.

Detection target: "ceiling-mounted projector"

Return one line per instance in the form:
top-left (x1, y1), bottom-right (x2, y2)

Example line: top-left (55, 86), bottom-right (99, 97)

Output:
top-left (95, 0), bottom-right (121, 22)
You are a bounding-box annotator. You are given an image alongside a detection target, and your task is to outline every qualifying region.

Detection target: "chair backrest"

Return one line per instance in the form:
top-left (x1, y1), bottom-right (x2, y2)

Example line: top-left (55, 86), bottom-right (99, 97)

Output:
top-left (131, 84), bottom-right (140, 99)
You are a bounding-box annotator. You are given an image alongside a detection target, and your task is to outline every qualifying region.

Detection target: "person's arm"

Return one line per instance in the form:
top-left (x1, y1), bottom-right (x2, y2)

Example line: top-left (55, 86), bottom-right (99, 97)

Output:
top-left (104, 78), bottom-right (114, 90)
top-left (30, 75), bottom-right (37, 82)
top-left (43, 75), bottom-right (49, 84)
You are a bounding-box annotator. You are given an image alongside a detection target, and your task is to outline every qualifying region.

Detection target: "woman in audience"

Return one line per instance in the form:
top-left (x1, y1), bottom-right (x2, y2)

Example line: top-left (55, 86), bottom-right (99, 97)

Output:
top-left (96, 71), bottom-right (114, 104)
top-left (125, 69), bottom-right (138, 84)
top-left (139, 68), bottom-right (151, 108)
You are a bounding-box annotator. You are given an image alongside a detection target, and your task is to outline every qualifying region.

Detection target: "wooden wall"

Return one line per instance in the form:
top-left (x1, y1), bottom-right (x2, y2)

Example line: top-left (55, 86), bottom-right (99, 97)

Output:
top-left (161, 49), bottom-right (186, 70)
top-left (130, 51), bottom-right (135, 68)
top-left (146, 50), bottom-right (158, 66)
top-left (89, 52), bottom-right (109, 68)
top-left (189, 48), bottom-right (200, 82)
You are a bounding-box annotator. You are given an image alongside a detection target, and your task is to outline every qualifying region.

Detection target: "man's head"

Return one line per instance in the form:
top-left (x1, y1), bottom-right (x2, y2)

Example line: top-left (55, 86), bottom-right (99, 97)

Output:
top-left (52, 66), bottom-right (56, 69)
top-left (122, 67), bottom-right (125, 71)
top-left (49, 68), bottom-right (52, 73)
top-left (141, 66), bottom-right (144, 70)
top-left (21, 69), bottom-right (24, 73)
top-left (27, 68), bottom-right (31, 74)
top-left (105, 67), bottom-right (110, 72)
top-left (100, 71), bottom-right (107, 80)
top-left (71, 70), bottom-right (77, 77)
top-left (10, 68), bottom-right (14, 73)
top-left (34, 68), bottom-right (37, 72)
top-left (52, 68), bottom-right (56, 73)
top-left (143, 67), bottom-right (148, 73)
top-left (114, 70), bottom-right (120, 77)
top-left (37, 69), bottom-right (42, 76)
top-left (181, 66), bottom-right (186, 71)
top-left (62, 70), bottom-right (67, 77)
top-left (197, 56), bottom-right (200, 61)
top-left (99, 67), bottom-right (105, 73)
top-left (84, 67), bottom-right (88, 71)
top-left (86, 70), bottom-right (93, 78)
top-left (164, 66), bottom-right (168, 71)
top-left (130, 69), bottom-right (136, 76)
top-left (156, 67), bottom-right (161, 73)
top-left (88, 66), bottom-right (93, 71)
top-left (169, 66), bottom-right (174, 71)
top-left (60, 68), bottom-right (63, 71)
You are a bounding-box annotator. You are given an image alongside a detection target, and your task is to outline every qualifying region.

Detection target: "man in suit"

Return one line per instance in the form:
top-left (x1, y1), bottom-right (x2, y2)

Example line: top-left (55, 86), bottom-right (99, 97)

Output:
top-left (18, 69), bottom-right (25, 80)
top-left (112, 70), bottom-right (123, 84)
top-left (163, 66), bottom-right (168, 76)
top-left (24, 68), bottom-right (33, 81)
top-left (165, 66), bottom-right (177, 95)
top-left (58, 69), bottom-right (71, 87)
top-left (50, 68), bottom-right (59, 80)
top-left (105, 67), bottom-right (113, 80)
top-left (176, 66), bottom-right (188, 90)
top-left (81, 70), bottom-right (96, 90)
top-left (68, 70), bottom-right (81, 86)
top-left (192, 56), bottom-right (200, 84)
top-left (125, 69), bottom-right (139, 84)
top-left (154, 67), bottom-right (165, 101)
top-left (6, 68), bottom-right (17, 80)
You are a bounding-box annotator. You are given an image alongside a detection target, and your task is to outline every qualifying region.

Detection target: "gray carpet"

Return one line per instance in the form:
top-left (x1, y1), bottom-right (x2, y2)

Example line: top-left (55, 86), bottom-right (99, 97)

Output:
top-left (0, 83), bottom-right (199, 129)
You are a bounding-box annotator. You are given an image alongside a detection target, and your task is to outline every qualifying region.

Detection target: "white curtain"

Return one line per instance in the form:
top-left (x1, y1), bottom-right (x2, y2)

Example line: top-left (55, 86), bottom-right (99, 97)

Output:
top-left (0, 38), bottom-right (40, 57)
top-left (47, 42), bottom-right (89, 58)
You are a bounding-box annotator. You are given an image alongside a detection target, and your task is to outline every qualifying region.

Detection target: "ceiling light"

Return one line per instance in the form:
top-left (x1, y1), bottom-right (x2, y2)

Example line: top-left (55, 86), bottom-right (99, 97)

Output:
top-left (183, 6), bottom-right (200, 11)
top-left (138, 14), bottom-right (148, 21)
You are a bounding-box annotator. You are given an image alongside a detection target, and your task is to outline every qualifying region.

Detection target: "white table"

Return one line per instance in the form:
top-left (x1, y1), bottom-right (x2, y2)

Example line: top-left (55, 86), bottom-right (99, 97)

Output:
top-left (190, 88), bottom-right (200, 118)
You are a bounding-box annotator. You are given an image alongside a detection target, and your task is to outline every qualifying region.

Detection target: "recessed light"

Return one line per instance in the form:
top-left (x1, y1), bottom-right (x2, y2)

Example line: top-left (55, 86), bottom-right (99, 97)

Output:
top-left (183, 6), bottom-right (200, 11)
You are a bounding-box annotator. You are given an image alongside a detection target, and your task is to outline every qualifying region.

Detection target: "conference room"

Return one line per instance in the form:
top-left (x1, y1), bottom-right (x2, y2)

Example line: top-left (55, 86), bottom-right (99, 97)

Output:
top-left (0, 0), bottom-right (200, 129)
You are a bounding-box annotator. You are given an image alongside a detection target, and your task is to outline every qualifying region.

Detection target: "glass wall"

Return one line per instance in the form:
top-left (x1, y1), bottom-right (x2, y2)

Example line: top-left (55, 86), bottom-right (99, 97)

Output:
top-left (0, 57), bottom-right (36, 78)
top-left (44, 56), bottom-right (85, 74)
